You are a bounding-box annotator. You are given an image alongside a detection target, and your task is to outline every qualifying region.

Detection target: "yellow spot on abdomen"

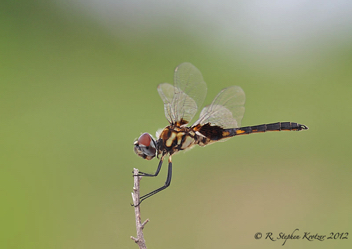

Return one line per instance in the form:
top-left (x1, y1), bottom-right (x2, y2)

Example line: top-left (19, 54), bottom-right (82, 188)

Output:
top-left (222, 131), bottom-right (230, 137)
top-left (236, 130), bottom-right (246, 135)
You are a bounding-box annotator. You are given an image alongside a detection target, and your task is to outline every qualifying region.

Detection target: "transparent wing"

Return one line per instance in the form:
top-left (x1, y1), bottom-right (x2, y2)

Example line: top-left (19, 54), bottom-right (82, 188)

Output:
top-left (157, 62), bottom-right (207, 125)
top-left (193, 86), bottom-right (245, 128)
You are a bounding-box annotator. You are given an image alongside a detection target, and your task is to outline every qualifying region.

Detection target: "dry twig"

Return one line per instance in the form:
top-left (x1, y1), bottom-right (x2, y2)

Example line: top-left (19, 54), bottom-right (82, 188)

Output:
top-left (131, 168), bottom-right (149, 249)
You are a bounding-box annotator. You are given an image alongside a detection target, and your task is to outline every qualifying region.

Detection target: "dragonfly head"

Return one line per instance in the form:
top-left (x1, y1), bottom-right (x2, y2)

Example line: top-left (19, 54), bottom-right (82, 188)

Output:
top-left (134, 133), bottom-right (157, 160)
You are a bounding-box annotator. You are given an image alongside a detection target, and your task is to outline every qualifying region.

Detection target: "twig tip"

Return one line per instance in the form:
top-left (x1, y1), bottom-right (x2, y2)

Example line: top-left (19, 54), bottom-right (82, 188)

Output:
top-left (130, 236), bottom-right (139, 242)
top-left (141, 218), bottom-right (150, 229)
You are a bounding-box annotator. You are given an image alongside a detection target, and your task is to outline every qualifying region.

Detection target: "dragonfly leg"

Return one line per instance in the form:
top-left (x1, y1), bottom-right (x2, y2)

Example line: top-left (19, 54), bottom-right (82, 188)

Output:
top-left (136, 156), bottom-right (164, 177)
top-left (134, 157), bottom-right (172, 206)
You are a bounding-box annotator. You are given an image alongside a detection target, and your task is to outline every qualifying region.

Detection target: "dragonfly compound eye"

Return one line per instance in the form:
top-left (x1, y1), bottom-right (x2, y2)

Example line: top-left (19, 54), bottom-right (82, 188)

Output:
top-left (133, 133), bottom-right (156, 160)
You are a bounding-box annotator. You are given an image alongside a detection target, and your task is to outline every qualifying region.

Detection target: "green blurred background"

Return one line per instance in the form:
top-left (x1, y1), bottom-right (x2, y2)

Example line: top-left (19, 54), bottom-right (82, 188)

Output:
top-left (1, 1), bottom-right (351, 248)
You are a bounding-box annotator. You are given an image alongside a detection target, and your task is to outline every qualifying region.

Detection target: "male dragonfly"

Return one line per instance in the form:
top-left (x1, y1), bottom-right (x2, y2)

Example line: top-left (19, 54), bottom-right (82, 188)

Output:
top-left (133, 62), bottom-right (308, 205)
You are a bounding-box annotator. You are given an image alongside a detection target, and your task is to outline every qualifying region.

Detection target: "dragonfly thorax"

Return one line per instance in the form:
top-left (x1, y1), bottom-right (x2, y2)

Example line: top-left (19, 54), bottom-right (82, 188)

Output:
top-left (157, 125), bottom-right (199, 156)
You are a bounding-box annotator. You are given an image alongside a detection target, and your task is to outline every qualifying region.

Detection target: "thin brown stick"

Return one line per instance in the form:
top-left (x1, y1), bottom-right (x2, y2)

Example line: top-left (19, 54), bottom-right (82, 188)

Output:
top-left (131, 168), bottom-right (149, 249)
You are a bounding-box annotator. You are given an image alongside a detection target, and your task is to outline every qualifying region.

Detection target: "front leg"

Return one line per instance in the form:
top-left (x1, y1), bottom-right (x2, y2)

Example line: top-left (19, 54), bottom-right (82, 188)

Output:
top-left (137, 156), bottom-right (164, 177)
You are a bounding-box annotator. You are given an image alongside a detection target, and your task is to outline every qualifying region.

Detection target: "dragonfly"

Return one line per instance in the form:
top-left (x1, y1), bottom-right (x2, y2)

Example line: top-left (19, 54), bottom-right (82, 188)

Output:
top-left (133, 62), bottom-right (308, 205)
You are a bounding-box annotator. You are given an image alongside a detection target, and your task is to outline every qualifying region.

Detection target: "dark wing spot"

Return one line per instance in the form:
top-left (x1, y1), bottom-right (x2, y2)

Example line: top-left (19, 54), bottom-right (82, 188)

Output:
top-left (198, 123), bottom-right (224, 141)
top-left (175, 118), bottom-right (188, 126)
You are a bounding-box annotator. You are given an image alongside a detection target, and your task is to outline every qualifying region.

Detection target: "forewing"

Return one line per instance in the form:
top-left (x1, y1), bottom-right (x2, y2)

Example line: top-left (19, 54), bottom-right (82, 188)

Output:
top-left (157, 63), bottom-right (207, 125)
top-left (193, 86), bottom-right (245, 128)
top-left (157, 83), bottom-right (175, 124)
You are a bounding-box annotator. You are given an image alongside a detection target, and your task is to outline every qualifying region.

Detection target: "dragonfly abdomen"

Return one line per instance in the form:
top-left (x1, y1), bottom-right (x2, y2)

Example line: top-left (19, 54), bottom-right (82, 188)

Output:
top-left (228, 122), bottom-right (308, 136)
